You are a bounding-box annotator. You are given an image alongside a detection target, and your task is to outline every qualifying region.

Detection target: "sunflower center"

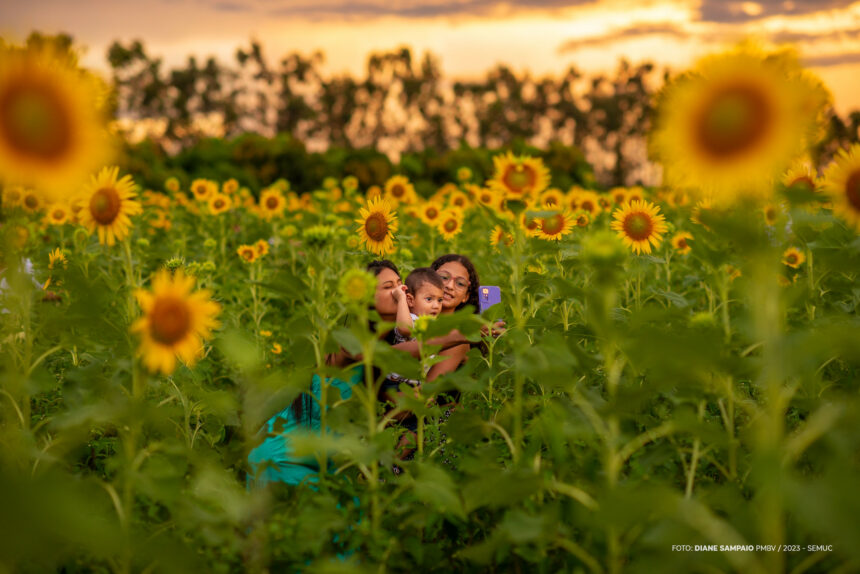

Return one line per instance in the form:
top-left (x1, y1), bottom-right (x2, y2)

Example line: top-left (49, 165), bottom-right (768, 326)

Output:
top-left (503, 165), bottom-right (535, 193)
top-left (623, 213), bottom-right (654, 241)
top-left (0, 79), bottom-right (72, 162)
top-left (214, 199), bottom-right (224, 209)
top-left (580, 200), bottom-right (595, 213)
top-left (677, 238), bottom-right (688, 250)
top-left (90, 188), bottom-right (121, 225)
top-left (577, 215), bottom-right (588, 227)
top-left (426, 207), bottom-right (438, 219)
top-left (696, 83), bottom-right (770, 159)
top-left (53, 208), bottom-right (65, 219)
top-left (150, 296), bottom-right (192, 345)
top-left (542, 214), bottom-right (565, 235)
top-left (24, 195), bottom-right (39, 209)
top-left (846, 170), bottom-right (860, 211)
top-left (444, 219), bottom-right (458, 232)
top-left (391, 184), bottom-right (405, 198)
top-left (364, 212), bottom-right (389, 241)
top-left (786, 254), bottom-right (797, 264)
top-left (481, 193), bottom-right (492, 203)
top-left (265, 197), bottom-right (279, 209)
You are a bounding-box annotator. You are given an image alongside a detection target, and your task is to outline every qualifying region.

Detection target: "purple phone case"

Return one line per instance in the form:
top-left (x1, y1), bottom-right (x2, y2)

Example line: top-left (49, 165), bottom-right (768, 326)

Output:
top-left (479, 286), bottom-right (501, 313)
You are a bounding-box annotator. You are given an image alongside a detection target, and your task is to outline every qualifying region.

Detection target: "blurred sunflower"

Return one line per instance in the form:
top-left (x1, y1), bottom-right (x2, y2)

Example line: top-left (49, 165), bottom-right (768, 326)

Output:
top-left (575, 212), bottom-right (590, 228)
top-left (237, 245), bottom-right (257, 263)
top-left (535, 211), bottom-right (576, 241)
top-left (690, 198), bottom-right (714, 229)
top-left (457, 166), bottom-right (473, 182)
top-left (671, 231), bottom-right (693, 255)
top-left (650, 44), bottom-right (829, 203)
top-left (190, 179), bottom-right (216, 201)
top-left (254, 239), bottom-right (270, 257)
top-left (436, 209), bottom-right (464, 241)
top-left (449, 190), bottom-right (471, 209)
top-left (259, 188), bottom-right (287, 220)
top-left (207, 193), bottom-right (231, 216)
top-left (520, 209), bottom-right (541, 237)
top-left (625, 187), bottom-right (645, 205)
top-left (165, 177), bottom-right (180, 193)
top-left (597, 194), bottom-right (613, 211)
top-left (475, 187), bottom-right (500, 210)
top-left (77, 166), bottom-right (142, 246)
top-left (21, 189), bottom-right (42, 213)
top-left (342, 175), bottom-right (359, 193)
top-left (48, 247), bottom-right (67, 269)
top-left (271, 342), bottom-right (283, 354)
top-left (0, 43), bottom-right (112, 203)
top-left (384, 175), bottom-right (417, 205)
top-left (822, 143), bottom-right (860, 231)
top-left (338, 268), bottom-right (376, 305)
top-left (781, 160), bottom-right (819, 193)
top-left (488, 151), bottom-right (550, 200)
top-left (2, 185), bottom-right (24, 207)
top-left (366, 185), bottom-right (382, 201)
top-left (782, 247), bottom-right (805, 268)
top-left (610, 187), bottom-right (628, 205)
top-left (356, 197), bottom-right (398, 255)
top-left (419, 201), bottom-right (444, 226)
top-left (222, 178), bottom-right (239, 195)
top-left (45, 202), bottom-right (69, 225)
top-left (489, 225), bottom-right (514, 248)
top-left (611, 200), bottom-right (668, 255)
top-left (576, 191), bottom-right (601, 216)
top-left (131, 269), bottom-right (221, 375)
top-left (762, 202), bottom-right (782, 226)
top-left (539, 188), bottom-right (565, 209)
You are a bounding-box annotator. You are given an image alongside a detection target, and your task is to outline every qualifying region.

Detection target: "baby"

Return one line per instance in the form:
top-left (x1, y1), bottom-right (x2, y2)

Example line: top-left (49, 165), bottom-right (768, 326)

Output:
top-left (388, 267), bottom-right (445, 386)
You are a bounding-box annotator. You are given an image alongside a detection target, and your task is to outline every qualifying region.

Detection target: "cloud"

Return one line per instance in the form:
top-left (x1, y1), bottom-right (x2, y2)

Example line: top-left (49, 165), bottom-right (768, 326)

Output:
top-left (213, 2), bottom-right (251, 12)
top-left (770, 27), bottom-right (860, 44)
top-left (696, 0), bottom-right (855, 23)
top-left (804, 51), bottom-right (860, 67)
top-left (263, 0), bottom-right (591, 20)
top-left (558, 22), bottom-right (693, 52)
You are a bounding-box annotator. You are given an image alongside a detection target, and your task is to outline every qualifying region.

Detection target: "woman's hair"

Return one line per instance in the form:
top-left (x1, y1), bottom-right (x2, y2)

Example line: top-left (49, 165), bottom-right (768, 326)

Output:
top-left (367, 259), bottom-right (400, 277)
top-left (431, 254), bottom-right (480, 314)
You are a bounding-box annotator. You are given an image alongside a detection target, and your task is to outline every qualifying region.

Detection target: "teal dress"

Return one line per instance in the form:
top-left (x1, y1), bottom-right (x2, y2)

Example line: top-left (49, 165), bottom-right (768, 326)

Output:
top-left (247, 366), bottom-right (364, 487)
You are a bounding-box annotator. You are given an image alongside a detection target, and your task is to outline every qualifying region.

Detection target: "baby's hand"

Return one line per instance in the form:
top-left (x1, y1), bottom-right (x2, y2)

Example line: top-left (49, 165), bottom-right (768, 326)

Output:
top-left (392, 284), bottom-right (408, 302)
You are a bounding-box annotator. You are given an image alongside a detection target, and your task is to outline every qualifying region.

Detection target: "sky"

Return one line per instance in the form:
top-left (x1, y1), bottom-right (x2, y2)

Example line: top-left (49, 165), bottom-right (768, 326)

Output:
top-left (3, 0), bottom-right (860, 114)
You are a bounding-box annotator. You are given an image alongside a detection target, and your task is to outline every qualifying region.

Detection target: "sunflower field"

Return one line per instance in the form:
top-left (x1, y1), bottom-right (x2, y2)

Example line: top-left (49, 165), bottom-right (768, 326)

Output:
top-left (2, 37), bottom-right (860, 574)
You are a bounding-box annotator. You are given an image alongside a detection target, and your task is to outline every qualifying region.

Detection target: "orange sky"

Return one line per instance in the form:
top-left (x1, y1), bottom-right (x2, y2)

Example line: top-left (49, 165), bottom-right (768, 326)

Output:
top-left (3, 0), bottom-right (860, 113)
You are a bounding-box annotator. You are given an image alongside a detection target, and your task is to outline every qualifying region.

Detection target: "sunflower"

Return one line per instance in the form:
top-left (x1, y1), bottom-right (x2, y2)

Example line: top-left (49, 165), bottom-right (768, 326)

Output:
top-left (575, 191), bottom-right (602, 216)
top-left (724, 264), bottom-right (742, 282)
top-left (539, 188), bottom-right (565, 209)
top-left (222, 178), bottom-right (239, 195)
top-left (271, 342), bottom-right (283, 355)
top-left (165, 177), bottom-right (180, 193)
top-left (366, 185), bottom-right (382, 201)
top-left (649, 44), bottom-right (829, 204)
top-left (148, 210), bottom-right (171, 231)
top-left (597, 194), bottom-right (613, 211)
top-left (489, 225), bottom-right (514, 249)
top-left (190, 179), bottom-right (216, 201)
top-left (762, 202), bottom-right (782, 226)
top-left (671, 231), bottom-right (693, 255)
top-left (625, 187), bottom-right (645, 205)
top-left (535, 210), bottom-right (576, 241)
top-left (254, 239), bottom-right (270, 257)
top-left (449, 190), bottom-right (471, 209)
top-left (237, 245), bottom-right (257, 263)
top-left (690, 198), bottom-right (714, 229)
top-left (384, 175), bottom-right (417, 205)
top-left (0, 43), bottom-right (112, 203)
top-left (342, 175), bottom-right (359, 193)
top-left (610, 187), bottom-right (628, 205)
top-left (575, 212), bottom-right (591, 228)
top-left (782, 247), bottom-right (805, 268)
top-left (48, 247), bottom-right (67, 269)
top-left (355, 196), bottom-right (398, 255)
top-left (520, 209), bottom-right (541, 237)
top-left (21, 189), bottom-right (42, 213)
top-left (338, 268), bottom-right (376, 305)
top-left (822, 143), bottom-right (860, 231)
top-left (207, 193), bottom-right (232, 215)
top-left (77, 166), bottom-right (142, 246)
top-left (2, 185), bottom-right (24, 207)
top-left (436, 209), bottom-right (464, 241)
top-left (419, 201), bottom-right (444, 226)
top-left (781, 161), bottom-right (819, 193)
top-left (259, 188), bottom-right (287, 220)
top-left (611, 200), bottom-right (669, 255)
top-left (488, 151), bottom-right (550, 200)
top-left (457, 166), bottom-right (473, 182)
top-left (45, 202), bottom-right (69, 225)
top-left (475, 186), bottom-right (500, 210)
top-left (130, 269), bottom-right (221, 375)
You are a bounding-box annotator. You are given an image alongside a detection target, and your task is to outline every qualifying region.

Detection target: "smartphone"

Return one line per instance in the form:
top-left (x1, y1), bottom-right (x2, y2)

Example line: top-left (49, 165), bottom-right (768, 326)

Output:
top-left (479, 286), bottom-right (501, 313)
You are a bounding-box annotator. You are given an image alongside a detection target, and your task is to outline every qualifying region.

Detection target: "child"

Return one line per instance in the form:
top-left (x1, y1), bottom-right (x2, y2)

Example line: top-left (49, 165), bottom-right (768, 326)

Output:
top-left (388, 267), bottom-right (445, 386)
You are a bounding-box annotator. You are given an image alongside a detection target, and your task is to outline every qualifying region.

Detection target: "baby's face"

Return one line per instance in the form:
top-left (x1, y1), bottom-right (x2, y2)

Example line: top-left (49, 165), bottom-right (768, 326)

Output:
top-left (410, 283), bottom-right (444, 317)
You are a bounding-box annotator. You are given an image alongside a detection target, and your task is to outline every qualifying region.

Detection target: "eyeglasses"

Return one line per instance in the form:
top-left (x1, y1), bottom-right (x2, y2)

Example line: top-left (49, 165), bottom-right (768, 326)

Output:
top-left (438, 272), bottom-right (469, 290)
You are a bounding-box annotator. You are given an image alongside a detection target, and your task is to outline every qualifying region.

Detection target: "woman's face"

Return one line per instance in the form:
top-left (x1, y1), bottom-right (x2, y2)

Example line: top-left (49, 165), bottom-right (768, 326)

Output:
top-left (436, 261), bottom-right (471, 312)
top-left (373, 268), bottom-right (402, 319)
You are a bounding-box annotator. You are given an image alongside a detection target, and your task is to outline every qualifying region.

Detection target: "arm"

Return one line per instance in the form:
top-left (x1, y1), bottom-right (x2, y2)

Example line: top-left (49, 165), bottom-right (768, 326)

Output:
top-left (393, 285), bottom-right (413, 338)
top-left (427, 343), bottom-right (469, 382)
top-left (329, 328), bottom-right (471, 368)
